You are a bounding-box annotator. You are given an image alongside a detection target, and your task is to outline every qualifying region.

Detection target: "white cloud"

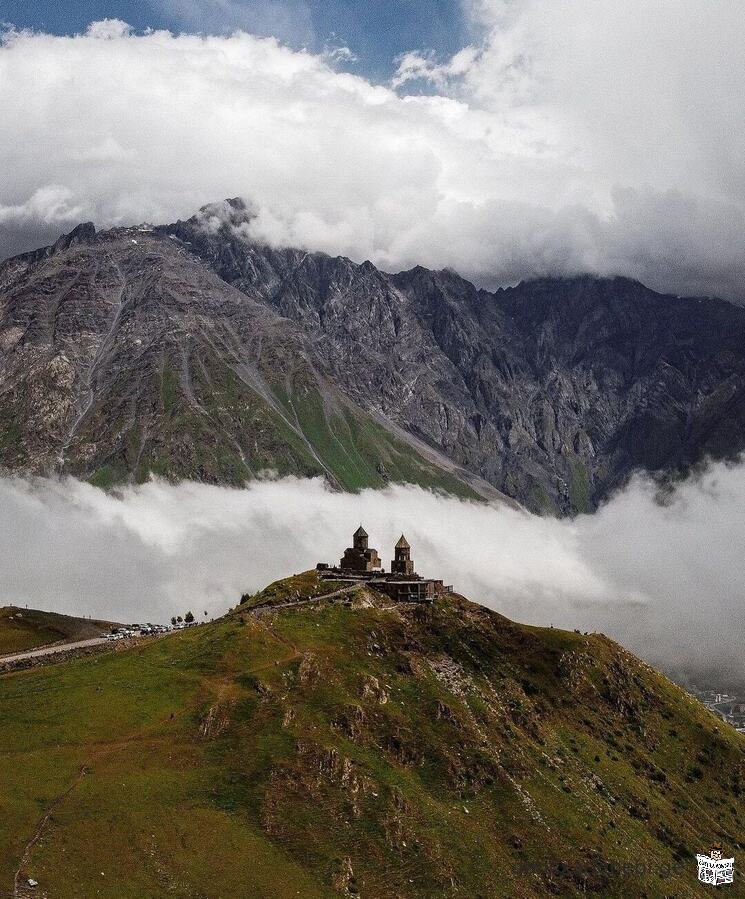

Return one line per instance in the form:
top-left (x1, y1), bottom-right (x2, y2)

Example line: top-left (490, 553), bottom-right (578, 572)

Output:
top-left (392, 46), bottom-right (480, 90)
top-left (1, 464), bottom-right (744, 688)
top-left (85, 19), bottom-right (133, 40)
top-left (0, 185), bottom-right (84, 226)
top-left (69, 136), bottom-right (135, 163)
top-left (1, 6), bottom-right (745, 297)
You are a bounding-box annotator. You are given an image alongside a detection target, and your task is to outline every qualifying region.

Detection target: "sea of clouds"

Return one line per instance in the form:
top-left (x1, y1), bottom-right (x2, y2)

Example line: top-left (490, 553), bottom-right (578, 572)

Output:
top-left (2, 1), bottom-right (745, 299)
top-left (1, 461), bottom-right (743, 687)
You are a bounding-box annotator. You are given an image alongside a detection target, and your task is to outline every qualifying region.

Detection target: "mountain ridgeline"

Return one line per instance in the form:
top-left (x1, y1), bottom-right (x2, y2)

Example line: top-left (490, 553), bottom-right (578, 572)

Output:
top-left (3, 199), bottom-right (745, 513)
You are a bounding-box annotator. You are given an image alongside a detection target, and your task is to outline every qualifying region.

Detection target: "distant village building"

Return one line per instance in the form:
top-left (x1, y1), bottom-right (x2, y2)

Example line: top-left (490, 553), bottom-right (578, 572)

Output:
top-left (318, 526), bottom-right (451, 603)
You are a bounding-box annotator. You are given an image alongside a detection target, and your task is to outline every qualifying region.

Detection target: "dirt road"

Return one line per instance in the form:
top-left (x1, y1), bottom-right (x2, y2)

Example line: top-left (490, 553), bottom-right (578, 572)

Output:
top-left (0, 637), bottom-right (112, 665)
top-left (1, 586), bottom-right (362, 669)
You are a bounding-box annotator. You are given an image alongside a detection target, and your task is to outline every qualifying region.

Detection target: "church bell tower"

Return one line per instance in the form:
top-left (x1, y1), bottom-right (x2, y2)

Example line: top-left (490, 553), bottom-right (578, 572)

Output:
top-left (391, 534), bottom-right (414, 575)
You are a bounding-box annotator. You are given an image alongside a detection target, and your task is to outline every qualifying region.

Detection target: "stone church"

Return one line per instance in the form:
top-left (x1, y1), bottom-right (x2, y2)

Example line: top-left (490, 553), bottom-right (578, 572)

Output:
top-left (339, 526), bottom-right (381, 572)
top-left (318, 526), bottom-right (450, 603)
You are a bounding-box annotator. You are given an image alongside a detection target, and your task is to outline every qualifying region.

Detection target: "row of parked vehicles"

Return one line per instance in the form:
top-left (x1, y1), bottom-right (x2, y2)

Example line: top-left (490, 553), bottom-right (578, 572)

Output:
top-left (105, 623), bottom-right (176, 641)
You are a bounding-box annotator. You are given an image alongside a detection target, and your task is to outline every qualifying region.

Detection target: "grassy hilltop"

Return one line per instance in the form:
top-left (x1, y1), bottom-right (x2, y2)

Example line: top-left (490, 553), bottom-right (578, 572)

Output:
top-left (0, 607), bottom-right (117, 657)
top-left (1, 573), bottom-right (743, 898)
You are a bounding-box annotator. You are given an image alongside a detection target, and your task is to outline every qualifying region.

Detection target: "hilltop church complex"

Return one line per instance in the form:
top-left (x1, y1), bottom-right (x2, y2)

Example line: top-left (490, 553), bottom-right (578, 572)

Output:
top-left (317, 527), bottom-right (450, 603)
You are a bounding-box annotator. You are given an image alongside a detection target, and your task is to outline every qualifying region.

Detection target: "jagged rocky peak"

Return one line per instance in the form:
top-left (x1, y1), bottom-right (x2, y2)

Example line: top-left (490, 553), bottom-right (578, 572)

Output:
top-left (9, 220), bottom-right (98, 268)
top-left (55, 221), bottom-right (97, 248)
top-left (192, 196), bottom-right (257, 230)
top-left (156, 197), bottom-right (260, 253)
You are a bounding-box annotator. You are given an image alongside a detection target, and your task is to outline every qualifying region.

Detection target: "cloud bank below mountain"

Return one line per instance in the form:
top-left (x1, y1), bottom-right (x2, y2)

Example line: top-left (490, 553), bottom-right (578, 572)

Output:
top-left (2, 2), bottom-right (745, 299)
top-left (1, 461), bottom-right (743, 687)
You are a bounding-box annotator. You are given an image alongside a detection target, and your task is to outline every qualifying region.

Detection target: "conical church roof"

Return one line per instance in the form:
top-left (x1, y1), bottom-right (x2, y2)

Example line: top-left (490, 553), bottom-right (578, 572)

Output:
top-left (354, 525), bottom-right (368, 538)
top-left (395, 534), bottom-right (410, 549)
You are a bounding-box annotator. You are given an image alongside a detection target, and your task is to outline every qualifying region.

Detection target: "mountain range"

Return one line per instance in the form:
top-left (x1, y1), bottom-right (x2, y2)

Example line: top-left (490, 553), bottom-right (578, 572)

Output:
top-left (3, 198), bottom-right (745, 514)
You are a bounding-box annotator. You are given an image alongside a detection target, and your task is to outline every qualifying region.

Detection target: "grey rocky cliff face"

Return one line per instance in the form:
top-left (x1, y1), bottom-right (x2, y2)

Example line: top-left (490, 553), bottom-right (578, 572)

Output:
top-left (2, 203), bottom-right (745, 514)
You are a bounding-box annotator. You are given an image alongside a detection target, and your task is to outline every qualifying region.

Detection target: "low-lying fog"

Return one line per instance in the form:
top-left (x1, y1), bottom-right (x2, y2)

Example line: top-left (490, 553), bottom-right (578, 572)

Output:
top-left (1, 462), bottom-right (743, 687)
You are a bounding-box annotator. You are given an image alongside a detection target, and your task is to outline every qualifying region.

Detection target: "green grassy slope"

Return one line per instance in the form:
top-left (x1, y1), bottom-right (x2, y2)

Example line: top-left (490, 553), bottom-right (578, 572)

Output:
top-left (0, 607), bottom-right (116, 656)
top-left (81, 354), bottom-right (481, 499)
top-left (1, 575), bottom-right (742, 898)
top-left (274, 385), bottom-right (479, 498)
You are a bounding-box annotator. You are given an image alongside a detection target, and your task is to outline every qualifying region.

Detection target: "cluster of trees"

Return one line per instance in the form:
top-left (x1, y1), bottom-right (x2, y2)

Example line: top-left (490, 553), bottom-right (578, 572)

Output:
top-left (170, 611), bottom-right (208, 626)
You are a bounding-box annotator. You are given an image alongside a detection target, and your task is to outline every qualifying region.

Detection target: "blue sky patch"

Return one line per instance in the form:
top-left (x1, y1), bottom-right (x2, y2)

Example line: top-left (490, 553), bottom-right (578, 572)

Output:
top-left (0, 0), bottom-right (468, 80)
